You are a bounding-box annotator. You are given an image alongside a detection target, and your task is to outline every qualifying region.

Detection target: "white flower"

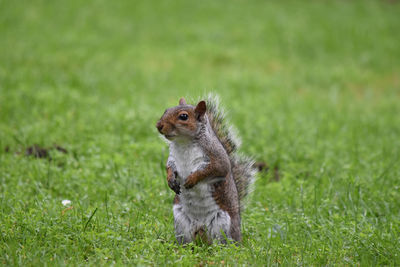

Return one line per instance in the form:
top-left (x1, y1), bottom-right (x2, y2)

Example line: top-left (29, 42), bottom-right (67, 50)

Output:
top-left (62, 199), bottom-right (72, 206)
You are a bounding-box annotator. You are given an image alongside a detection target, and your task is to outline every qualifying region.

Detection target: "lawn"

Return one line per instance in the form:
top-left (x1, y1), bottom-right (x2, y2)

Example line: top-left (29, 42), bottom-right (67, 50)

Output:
top-left (1, 0), bottom-right (400, 265)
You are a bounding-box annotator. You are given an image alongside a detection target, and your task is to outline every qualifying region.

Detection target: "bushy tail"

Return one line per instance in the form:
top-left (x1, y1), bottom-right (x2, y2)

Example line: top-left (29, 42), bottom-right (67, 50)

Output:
top-left (203, 94), bottom-right (257, 209)
top-left (230, 154), bottom-right (257, 204)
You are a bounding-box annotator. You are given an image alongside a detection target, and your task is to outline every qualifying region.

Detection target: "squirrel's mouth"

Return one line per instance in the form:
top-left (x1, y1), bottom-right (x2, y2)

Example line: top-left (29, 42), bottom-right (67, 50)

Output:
top-left (164, 134), bottom-right (176, 139)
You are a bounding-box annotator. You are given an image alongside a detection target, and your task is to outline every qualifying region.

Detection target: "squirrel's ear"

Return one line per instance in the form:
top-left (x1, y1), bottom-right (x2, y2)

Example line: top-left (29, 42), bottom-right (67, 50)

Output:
top-left (179, 98), bottom-right (187, 105)
top-left (194, 101), bottom-right (206, 120)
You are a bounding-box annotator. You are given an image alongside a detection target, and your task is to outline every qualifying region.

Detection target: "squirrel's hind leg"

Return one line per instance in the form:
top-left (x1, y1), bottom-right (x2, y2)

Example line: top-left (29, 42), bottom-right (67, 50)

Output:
top-left (173, 195), bottom-right (194, 244)
top-left (207, 210), bottom-right (232, 243)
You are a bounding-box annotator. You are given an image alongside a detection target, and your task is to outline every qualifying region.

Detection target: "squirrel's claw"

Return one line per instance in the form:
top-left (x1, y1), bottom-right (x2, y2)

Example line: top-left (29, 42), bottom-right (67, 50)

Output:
top-left (183, 179), bottom-right (196, 189)
top-left (168, 179), bottom-right (181, 194)
top-left (184, 173), bottom-right (198, 189)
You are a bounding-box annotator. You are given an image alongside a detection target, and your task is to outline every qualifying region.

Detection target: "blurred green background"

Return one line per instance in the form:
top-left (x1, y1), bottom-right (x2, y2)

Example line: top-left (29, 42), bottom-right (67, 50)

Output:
top-left (1, 0), bottom-right (400, 265)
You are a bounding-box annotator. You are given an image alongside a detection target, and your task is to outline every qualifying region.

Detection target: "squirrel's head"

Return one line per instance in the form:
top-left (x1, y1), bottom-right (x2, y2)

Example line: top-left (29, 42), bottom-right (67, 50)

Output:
top-left (156, 98), bottom-right (207, 141)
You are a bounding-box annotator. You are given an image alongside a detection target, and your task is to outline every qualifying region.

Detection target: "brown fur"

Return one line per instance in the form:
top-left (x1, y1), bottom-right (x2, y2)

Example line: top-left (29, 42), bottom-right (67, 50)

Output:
top-left (157, 97), bottom-right (254, 243)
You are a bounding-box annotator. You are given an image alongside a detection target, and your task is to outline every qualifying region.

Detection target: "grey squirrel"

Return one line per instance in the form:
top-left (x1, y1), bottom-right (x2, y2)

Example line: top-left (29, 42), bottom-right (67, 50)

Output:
top-left (156, 95), bottom-right (257, 244)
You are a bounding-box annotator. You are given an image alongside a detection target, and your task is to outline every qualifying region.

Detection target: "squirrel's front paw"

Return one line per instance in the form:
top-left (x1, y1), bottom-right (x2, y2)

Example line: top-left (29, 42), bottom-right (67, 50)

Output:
top-left (168, 179), bottom-right (181, 194)
top-left (183, 176), bottom-right (197, 189)
top-left (167, 168), bottom-right (180, 194)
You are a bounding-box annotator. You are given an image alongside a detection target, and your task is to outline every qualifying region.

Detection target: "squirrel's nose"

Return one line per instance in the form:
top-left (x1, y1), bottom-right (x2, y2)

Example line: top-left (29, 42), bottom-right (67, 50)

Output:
top-left (156, 122), bottom-right (164, 133)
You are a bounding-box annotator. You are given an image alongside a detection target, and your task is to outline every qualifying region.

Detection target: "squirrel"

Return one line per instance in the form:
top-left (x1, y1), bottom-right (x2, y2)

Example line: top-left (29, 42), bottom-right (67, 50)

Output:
top-left (156, 95), bottom-right (257, 244)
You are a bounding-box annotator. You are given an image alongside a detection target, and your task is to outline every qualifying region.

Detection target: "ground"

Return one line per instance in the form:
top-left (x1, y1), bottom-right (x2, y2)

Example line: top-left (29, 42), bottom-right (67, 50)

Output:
top-left (1, 0), bottom-right (400, 265)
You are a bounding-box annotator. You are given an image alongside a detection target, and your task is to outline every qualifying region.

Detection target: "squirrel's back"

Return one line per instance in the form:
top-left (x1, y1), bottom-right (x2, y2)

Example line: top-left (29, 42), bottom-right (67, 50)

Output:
top-left (203, 94), bottom-right (257, 210)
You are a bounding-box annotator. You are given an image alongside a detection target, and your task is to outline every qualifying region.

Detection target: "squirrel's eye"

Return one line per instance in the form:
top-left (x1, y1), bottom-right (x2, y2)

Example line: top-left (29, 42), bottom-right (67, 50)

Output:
top-left (178, 114), bottom-right (188, 121)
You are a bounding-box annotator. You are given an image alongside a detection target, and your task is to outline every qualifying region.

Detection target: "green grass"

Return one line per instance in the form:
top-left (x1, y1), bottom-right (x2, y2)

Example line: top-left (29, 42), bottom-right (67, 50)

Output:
top-left (1, 0), bottom-right (400, 265)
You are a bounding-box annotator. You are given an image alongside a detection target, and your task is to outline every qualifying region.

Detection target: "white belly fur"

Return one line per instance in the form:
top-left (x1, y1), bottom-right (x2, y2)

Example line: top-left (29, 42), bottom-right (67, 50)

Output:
top-left (170, 141), bottom-right (231, 242)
